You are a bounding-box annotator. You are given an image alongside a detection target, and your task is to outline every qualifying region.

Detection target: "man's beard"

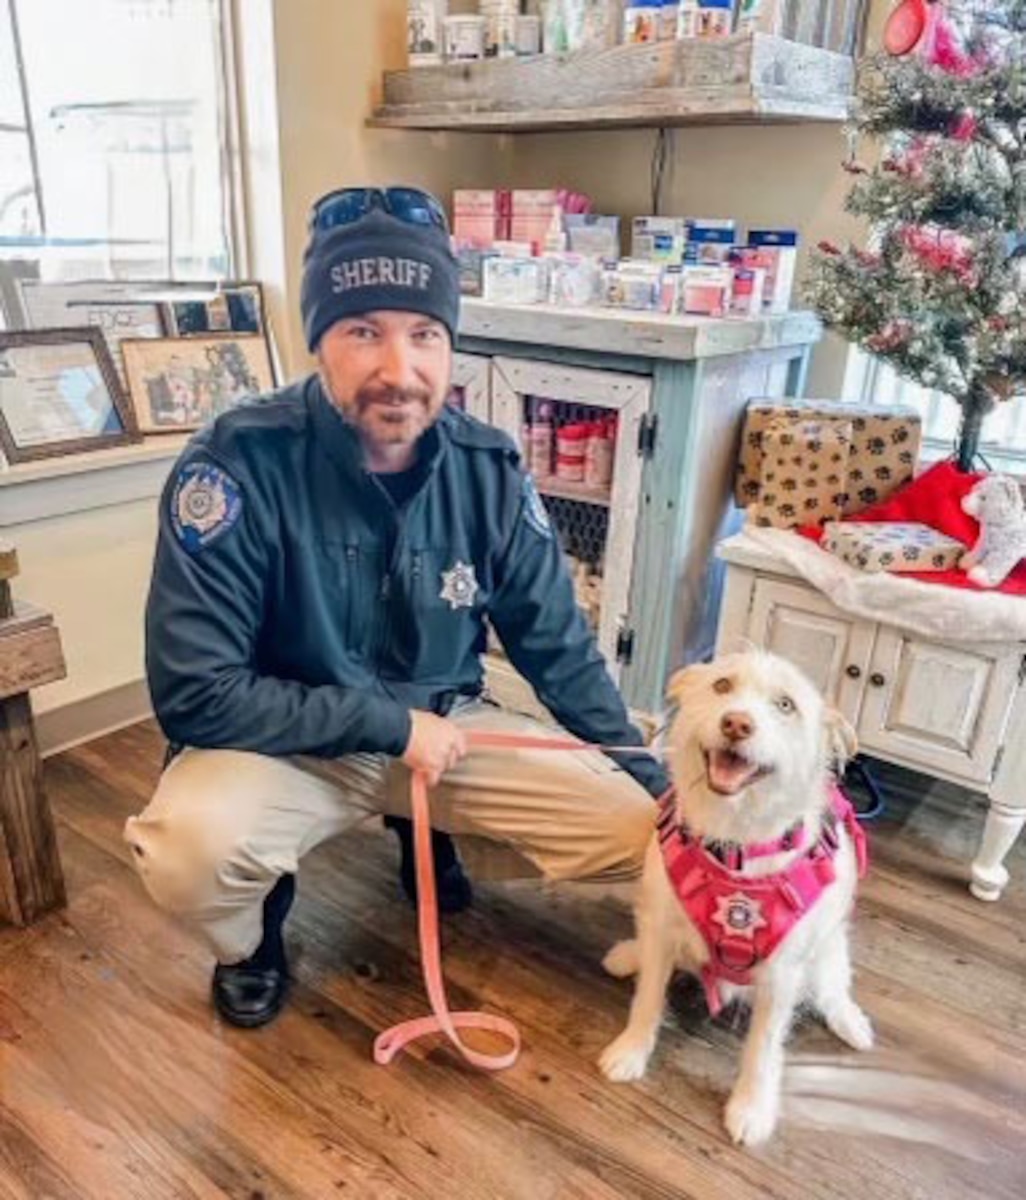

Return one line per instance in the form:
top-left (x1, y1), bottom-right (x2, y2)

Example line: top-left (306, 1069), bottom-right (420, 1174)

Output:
top-left (350, 385), bottom-right (435, 444)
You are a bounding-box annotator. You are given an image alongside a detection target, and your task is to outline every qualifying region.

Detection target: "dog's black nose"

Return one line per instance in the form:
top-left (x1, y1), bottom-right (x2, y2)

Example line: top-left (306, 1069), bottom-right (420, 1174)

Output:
top-left (721, 711), bottom-right (755, 742)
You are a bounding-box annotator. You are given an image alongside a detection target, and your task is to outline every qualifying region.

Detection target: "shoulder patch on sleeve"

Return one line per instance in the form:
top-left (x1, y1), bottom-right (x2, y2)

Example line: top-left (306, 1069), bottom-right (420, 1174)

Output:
top-left (522, 474), bottom-right (552, 539)
top-left (170, 460), bottom-right (243, 553)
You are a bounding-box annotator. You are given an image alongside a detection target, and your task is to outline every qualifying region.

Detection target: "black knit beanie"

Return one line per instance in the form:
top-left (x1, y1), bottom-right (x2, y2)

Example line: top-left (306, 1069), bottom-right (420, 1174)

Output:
top-left (300, 207), bottom-right (460, 351)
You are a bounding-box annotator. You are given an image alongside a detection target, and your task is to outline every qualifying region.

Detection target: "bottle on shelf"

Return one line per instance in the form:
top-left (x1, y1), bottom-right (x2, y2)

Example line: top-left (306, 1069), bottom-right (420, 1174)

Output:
top-left (584, 415), bottom-right (616, 488)
top-left (525, 397), bottom-right (555, 477)
top-left (556, 419), bottom-right (590, 482)
top-left (407, 0), bottom-right (447, 66)
top-left (624, 0), bottom-right (662, 43)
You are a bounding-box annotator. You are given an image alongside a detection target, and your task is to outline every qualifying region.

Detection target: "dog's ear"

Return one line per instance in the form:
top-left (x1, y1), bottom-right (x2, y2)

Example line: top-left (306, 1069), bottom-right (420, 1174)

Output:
top-left (824, 707), bottom-right (858, 772)
top-left (666, 664), bottom-right (709, 708)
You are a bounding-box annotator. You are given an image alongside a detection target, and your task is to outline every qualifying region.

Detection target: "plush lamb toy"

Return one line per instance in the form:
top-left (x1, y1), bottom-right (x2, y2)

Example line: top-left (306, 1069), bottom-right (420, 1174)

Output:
top-left (960, 475), bottom-right (1026, 588)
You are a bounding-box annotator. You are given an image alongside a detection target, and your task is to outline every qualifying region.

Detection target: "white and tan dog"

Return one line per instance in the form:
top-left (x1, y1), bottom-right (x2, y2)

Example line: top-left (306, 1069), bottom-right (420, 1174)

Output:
top-left (599, 650), bottom-right (873, 1146)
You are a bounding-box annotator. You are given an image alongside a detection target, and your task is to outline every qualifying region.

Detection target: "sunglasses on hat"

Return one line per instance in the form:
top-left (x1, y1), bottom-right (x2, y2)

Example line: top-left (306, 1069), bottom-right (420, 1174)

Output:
top-left (309, 187), bottom-right (450, 235)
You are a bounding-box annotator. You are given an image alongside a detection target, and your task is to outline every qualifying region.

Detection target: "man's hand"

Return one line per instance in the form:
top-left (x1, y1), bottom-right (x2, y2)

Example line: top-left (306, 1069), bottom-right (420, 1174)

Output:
top-left (402, 710), bottom-right (468, 787)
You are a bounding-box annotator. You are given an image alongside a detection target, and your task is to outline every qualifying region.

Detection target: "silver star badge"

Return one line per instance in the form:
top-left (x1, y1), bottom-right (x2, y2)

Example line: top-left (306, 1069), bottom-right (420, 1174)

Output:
top-left (439, 560), bottom-right (479, 610)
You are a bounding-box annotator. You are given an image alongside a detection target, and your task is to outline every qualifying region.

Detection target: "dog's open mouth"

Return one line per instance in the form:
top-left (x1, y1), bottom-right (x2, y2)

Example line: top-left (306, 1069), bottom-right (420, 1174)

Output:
top-left (704, 748), bottom-right (772, 796)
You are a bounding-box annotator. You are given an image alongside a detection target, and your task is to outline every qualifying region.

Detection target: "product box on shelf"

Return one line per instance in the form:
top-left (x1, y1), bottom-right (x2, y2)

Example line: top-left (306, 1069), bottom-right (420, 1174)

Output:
top-left (407, 0), bottom-right (446, 65)
top-left (601, 259), bottom-right (664, 310)
top-left (678, 0), bottom-right (736, 38)
top-left (632, 215), bottom-right (688, 264)
top-left (454, 242), bottom-right (498, 296)
top-left (740, 230), bottom-right (798, 313)
top-left (822, 522), bottom-right (966, 573)
top-left (480, 0), bottom-right (519, 57)
top-left (683, 225), bottom-right (737, 265)
top-left (547, 252), bottom-right (603, 307)
top-left (444, 14), bottom-right (487, 60)
top-left (453, 189), bottom-right (512, 246)
top-left (728, 265), bottom-right (766, 316)
top-left (736, 399), bottom-right (923, 520)
top-left (680, 265), bottom-right (733, 316)
top-left (511, 189), bottom-right (562, 248)
top-left (483, 255), bottom-right (551, 305)
top-left (565, 213), bottom-right (621, 259)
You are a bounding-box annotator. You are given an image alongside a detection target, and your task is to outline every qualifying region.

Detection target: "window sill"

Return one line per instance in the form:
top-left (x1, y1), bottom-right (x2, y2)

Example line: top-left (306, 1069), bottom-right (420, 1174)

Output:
top-left (1, 434), bottom-right (190, 525)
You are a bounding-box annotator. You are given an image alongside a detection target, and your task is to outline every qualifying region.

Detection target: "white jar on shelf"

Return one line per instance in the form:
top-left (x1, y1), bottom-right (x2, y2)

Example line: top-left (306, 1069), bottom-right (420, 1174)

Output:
top-left (444, 14), bottom-right (487, 60)
top-left (407, 0), bottom-right (447, 66)
top-left (481, 0), bottom-right (520, 57)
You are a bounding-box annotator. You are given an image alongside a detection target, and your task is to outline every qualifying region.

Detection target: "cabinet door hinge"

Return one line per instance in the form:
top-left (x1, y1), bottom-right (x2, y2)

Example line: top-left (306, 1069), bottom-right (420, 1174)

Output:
top-left (616, 627), bottom-right (636, 666)
top-left (637, 413), bottom-right (658, 459)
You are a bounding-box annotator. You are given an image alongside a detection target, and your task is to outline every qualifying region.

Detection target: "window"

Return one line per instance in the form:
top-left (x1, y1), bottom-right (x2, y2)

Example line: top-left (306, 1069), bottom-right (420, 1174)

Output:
top-left (0, 0), bottom-right (238, 283)
top-left (843, 348), bottom-right (1026, 472)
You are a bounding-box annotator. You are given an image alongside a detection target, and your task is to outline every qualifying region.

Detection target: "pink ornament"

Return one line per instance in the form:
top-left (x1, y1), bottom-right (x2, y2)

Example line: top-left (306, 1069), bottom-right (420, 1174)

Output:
top-left (925, 10), bottom-right (977, 77)
top-left (884, 0), bottom-right (930, 56)
top-left (900, 224), bottom-right (977, 284)
top-left (950, 112), bottom-right (979, 142)
top-left (867, 320), bottom-right (913, 353)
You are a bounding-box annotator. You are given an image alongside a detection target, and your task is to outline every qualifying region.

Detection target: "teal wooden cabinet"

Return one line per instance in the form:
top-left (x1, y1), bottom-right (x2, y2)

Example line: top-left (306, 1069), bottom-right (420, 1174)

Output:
top-left (455, 299), bottom-right (821, 722)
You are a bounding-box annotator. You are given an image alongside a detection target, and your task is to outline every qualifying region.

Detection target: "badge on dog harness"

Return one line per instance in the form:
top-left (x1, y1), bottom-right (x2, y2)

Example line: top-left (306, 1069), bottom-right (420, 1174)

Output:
top-left (712, 892), bottom-right (768, 941)
top-left (440, 561), bottom-right (479, 609)
top-left (171, 460), bottom-right (242, 553)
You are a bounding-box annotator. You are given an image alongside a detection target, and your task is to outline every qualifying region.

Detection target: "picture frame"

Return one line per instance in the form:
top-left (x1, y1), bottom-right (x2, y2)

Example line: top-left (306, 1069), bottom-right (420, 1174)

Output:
top-left (0, 327), bottom-right (140, 465)
top-left (0, 260), bottom-right (40, 332)
top-left (160, 282), bottom-right (266, 340)
top-left (121, 332), bottom-right (275, 434)
top-left (17, 278), bottom-right (167, 389)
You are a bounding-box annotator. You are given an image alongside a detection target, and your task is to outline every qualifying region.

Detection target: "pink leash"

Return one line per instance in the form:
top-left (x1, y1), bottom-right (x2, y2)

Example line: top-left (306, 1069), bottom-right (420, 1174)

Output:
top-left (373, 730), bottom-right (652, 1071)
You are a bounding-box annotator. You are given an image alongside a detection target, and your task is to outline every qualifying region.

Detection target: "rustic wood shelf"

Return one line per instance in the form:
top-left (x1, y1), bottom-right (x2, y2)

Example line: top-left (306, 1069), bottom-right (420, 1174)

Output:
top-left (460, 298), bottom-right (822, 362)
top-left (371, 32), bottom-right (854, 132)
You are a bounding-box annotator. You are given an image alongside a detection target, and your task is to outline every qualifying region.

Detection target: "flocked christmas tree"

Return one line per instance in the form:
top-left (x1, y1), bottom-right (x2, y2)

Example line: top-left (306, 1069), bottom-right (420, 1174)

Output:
top-left (807, 0), bottom-right (1026, 471)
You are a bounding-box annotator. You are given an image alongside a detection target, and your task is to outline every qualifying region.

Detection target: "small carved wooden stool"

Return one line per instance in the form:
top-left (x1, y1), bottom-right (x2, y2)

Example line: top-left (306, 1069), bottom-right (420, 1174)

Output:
top-left (0, 541), bottom-right (67, 925)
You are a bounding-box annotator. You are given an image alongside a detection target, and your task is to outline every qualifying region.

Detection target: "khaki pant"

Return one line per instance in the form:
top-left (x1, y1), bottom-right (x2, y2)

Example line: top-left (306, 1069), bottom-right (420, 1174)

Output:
top-left (124, 701), bottom-right (655, 963)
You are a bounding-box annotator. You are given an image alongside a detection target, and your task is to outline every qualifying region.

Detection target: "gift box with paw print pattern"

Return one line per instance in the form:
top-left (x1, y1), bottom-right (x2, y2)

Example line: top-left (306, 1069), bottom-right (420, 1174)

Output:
top-left (821, 521), bottom-right (966, 573)
top-left (736, 399), bottom-right (922, 529)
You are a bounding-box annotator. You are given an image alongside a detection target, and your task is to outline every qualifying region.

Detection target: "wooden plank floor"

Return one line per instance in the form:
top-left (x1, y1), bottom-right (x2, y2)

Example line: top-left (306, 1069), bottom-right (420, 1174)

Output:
top-left (2, 720), bottom-right (1024, 1199)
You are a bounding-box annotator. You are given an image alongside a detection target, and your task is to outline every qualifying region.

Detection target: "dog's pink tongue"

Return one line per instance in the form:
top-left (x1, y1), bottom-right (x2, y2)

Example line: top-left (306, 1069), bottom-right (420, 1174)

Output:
top-left (708, 749), bottom-right (756, 795)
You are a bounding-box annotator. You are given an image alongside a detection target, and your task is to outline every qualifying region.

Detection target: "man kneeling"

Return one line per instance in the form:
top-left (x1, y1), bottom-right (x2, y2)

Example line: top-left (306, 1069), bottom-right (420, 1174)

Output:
top-left (125, 186), bottom-right (666, 1027)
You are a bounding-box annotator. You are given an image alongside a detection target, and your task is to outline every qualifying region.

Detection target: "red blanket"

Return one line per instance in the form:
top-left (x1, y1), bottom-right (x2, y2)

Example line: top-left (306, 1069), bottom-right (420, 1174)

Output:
top-left (799, 460), bottom-right (1026, 596)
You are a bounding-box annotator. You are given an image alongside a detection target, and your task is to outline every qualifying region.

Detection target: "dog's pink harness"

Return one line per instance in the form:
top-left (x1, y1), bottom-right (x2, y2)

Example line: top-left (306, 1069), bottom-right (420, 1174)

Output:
top-left (657, 784), bottom-right (867, 1017)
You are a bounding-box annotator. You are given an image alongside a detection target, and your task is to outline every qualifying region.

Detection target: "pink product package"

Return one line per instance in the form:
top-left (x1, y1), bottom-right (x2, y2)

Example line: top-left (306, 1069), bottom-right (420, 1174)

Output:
top-left (681, 266), bottom-right (733, 317)
top-left (453, 189), bottom-right (511, 245)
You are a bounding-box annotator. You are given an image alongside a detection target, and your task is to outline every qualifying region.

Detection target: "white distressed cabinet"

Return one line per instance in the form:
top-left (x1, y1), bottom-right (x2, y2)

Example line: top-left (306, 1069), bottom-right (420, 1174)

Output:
top-left (716, 533), bottom-right (1026, 903)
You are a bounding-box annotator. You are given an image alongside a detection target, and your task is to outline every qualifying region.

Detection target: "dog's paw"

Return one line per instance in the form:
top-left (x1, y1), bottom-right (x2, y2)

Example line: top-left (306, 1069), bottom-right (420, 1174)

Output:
top-left (828, 1003), bottom-right (874, 1052)
top-left (599, 1030), bottom-right (653, 1082)
top-left (602, 939), bottom-right (639, 978)
top-left (724, 1083), bottom-right (779, 1147)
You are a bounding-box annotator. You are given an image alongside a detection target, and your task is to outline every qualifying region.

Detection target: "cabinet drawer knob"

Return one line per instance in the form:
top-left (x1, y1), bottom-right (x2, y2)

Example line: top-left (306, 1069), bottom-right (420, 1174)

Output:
top-left (870, 672), bottom-right (886, 688)
top-left (846, 664), bottom-right (861, 680)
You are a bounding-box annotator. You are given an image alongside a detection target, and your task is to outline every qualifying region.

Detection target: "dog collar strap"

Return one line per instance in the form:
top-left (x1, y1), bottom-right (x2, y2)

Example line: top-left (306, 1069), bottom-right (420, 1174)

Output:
top-left (657, 784), bottom-right (867, 1016)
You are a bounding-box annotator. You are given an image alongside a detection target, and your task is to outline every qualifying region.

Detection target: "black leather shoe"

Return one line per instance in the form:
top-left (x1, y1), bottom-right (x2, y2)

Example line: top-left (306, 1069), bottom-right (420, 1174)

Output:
top-left (212, 873), bottom-right (295, 1028)
top-left (384, 816), bottom-right (473, 913)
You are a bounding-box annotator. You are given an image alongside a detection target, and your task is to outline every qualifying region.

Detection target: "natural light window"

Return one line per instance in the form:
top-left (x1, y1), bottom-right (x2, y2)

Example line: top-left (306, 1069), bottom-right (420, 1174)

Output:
top-left (843, 347), bottom-right (1026, 471)
top-left (0, 0), bottom-right (235, 283)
